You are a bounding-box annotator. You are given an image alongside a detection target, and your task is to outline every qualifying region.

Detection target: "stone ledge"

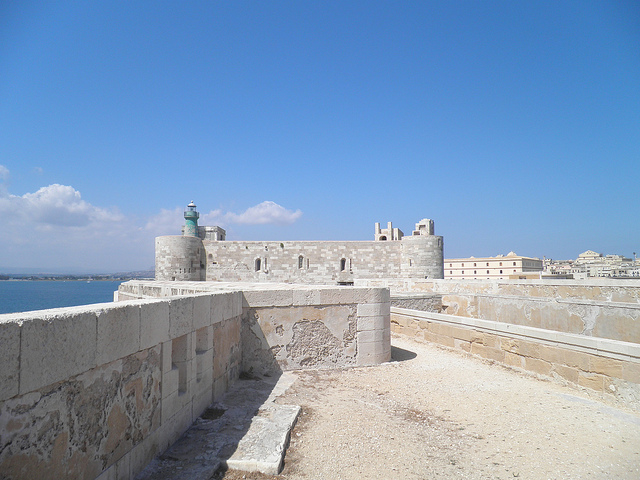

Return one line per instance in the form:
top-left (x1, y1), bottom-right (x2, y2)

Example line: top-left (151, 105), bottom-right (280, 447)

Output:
top-left (392, 307), bottom-right (640, 362)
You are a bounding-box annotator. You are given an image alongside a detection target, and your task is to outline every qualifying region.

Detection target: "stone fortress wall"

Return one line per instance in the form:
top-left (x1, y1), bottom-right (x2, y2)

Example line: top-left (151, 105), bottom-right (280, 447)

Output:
top-left (155, 217), bottom-right (445, 284)
top-left (358, 277), bottom-right (640, 410)
top-left (0, 282), bottom-right (390, 480)
top-left (356, 278), bottom-right (640, 344)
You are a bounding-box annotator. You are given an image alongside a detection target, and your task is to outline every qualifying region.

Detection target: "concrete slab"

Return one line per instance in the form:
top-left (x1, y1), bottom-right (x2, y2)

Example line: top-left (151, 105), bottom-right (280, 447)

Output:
top-left (225, 404), bottom-right (301, 475)
top-left (135, 372), bottom-right (299, 479)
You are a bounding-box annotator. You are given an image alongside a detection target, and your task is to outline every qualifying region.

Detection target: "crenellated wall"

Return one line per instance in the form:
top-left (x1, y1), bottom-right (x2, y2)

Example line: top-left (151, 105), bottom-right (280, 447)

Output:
top-left (0, 282), bottom-right (391, 480)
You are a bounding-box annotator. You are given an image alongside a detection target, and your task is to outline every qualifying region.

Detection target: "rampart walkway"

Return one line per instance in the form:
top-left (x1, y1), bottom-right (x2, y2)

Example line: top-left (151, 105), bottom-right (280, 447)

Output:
top-left (216, 333), bottom-right (640, 480)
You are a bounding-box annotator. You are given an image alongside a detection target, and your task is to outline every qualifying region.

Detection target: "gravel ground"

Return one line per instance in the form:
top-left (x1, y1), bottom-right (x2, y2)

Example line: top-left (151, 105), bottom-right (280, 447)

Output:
top-left (217, 333), bottom-right (640, 480)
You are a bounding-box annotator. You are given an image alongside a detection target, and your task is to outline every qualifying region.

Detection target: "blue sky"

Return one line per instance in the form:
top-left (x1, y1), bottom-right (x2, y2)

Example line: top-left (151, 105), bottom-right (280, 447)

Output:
top-left (1, 1), bottom-right (638, 272)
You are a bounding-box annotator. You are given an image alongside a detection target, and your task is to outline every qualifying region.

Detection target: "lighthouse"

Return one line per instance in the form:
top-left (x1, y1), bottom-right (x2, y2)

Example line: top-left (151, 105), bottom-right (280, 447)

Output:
top-left (183, 201), bottom-right (199, 237)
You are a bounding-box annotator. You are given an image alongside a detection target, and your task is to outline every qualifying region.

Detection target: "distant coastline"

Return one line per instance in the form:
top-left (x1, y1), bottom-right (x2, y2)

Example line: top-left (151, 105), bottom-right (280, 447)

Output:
top-left (0, 271), bottom-right (154, 282)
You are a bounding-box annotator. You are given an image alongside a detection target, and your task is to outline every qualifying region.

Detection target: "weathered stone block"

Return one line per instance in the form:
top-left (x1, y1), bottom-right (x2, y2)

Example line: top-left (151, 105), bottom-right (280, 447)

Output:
top-left (211, 292), bottom-right (236, 323)
top-left (161, 390), bottom-right (181, 424)
top-left (140, 300), bottom-right (170, 350)
top-left (192, 294), bottom-right (212, 330)
top-left (357, 340), bottom-right (387, 357)
top-left (357, 302), bottom-right (391, 317)
top-left (562, 349), bottom-right (591, 371)
top-left (242, 289), bottom-right (294, 308)
top-left (423, 330), bottom-right (456, 348)
top-left (471, 343), bottom-right (505, 363)
top-left (0, 321), bottom-right (20, 401)
top-left (357, 329), bottom-right (385, 344)
top-left (622, 362), bottom-right (640, 384)
top-left (524, 357), bottom-right (552, 376)
top-left (96, 304), bottom-right (141, 366)
top-left (390, 323), bottom-right (404, 334)
top-left (537, 344), bottom-right (563, 364)
top-left (292, 288), bottom-right (323, 306)
top-left (577, 371), bottom-right (605, 391)
top-left (169, 297), bottom-right (193, 338)
top-left (589, 356), bottom-right (623, 377)
top-left (127, 434), bottom-right (162, 480)
top-left (20, 309), bottom-right (97, 393)
top-left (356, 350), bottom-right (389, 366)
top-left (516, 339), bottom-right (541, 358)
top-left (162, 367), bottom-right (179, 399)
top-left (553, 364), bottom-right (579, 383)
top-left (503, 351), bottom-right (523, 368)
top-left (453, 338), bottom-right (471, 352)
top-left (448, 325), bottom-right (474, 342)
top-left (161, 340), bottom-right (172, 373)
top-left (195, 351), bottom-right (214, 381)
top-left (500, 338), bottom-right (520, 353)
top-left (480, 333), bottom-right (499, 348)
top-left (357, 288), bottom-right (390, 304)
top-left (192, 388), bottom-right (213, 422)
top-left (357, 314), bottom-right (389, 332)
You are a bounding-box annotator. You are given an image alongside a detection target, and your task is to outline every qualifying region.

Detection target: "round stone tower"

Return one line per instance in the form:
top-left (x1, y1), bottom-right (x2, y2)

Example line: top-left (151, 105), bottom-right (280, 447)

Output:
top-left (155, 201), bottom-right (205, 281)
top-left (183, 201), bottom-right (199, 237)
top-left (400, 219), bottom-right (444, 279)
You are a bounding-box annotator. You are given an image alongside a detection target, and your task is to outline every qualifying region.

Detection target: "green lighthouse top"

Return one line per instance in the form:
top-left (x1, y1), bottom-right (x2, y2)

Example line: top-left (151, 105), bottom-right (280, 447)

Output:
top-left (183, 201), bottom-right (199, 236)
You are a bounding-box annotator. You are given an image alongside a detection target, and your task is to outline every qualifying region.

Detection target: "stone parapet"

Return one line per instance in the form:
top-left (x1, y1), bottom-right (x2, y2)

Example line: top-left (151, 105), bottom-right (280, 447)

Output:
top-left (0, 281), bottom-right (390, 479)
top-left (0, 291), bottom-right (242, 480)
top-left (391, 307), bottom-right (640, 411)
top-left (356, 278), bottom-right (640, 344)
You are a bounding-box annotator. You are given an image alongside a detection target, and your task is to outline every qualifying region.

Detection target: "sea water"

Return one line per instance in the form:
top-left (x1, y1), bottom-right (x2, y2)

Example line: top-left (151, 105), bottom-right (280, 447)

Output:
top-left (0, 280), bottom-right (123, 315)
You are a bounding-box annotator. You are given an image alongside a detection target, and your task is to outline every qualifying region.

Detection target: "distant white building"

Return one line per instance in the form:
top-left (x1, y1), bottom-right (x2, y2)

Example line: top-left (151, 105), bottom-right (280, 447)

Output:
top-left (545, 250), bottom-right (638, 279)
top-left (444, 252), bottom-right (543, 280)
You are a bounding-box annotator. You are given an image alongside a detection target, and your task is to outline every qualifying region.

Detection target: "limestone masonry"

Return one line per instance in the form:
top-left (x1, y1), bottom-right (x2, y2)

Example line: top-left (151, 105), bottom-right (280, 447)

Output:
top-left (155, 202), bottom-right (444, 284)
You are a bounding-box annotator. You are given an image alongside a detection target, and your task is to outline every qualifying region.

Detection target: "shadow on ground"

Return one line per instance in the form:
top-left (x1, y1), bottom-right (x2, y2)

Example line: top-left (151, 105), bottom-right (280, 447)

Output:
top-left (136, 371), bottom-right (300, 480)
top-left (391, 345), bottom-right (417, 362)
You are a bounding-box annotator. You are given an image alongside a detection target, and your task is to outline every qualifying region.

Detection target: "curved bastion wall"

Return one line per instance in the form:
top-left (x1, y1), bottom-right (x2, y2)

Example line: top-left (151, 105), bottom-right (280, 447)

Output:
top-left (155, 235), bottom-right (206, 281)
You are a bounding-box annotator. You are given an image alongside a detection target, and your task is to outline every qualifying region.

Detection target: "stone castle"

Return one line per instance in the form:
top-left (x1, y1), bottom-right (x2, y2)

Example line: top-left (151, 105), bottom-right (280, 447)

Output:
top-left (155, 201), bottom-right (445, 284)
top-left (1, 200), bottom-right (639, 479)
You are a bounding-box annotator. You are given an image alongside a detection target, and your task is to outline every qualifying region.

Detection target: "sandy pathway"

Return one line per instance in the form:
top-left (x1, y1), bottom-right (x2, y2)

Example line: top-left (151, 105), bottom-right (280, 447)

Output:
top-left (219, 333), bottom-right (640, 480)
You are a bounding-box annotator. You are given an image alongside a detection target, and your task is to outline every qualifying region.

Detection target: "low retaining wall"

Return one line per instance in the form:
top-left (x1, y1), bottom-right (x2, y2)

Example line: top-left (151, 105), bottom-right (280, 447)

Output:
top-left (392, 307), bottom-right (640, 411)
top-left (358, 278), bottom-right (640, 344)
top-left (0, 282), bottom-right (391, 480)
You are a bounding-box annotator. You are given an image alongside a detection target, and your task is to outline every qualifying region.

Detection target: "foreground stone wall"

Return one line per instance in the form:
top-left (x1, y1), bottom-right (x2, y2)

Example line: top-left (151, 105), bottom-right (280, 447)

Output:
top-left (118, 281), bottom-right (392, 373)
top-left (391, 307), bottom-right (640, 411)
top-left (0, 282), bottom-right (390, 479)
top-left (0, 292), bottom-right (242, 480)
top-left (357, 278), bottom-right (640, 344)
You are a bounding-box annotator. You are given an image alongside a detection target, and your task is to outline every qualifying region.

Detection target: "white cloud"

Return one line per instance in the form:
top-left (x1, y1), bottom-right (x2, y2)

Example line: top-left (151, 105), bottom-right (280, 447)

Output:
top-left (0, 180), bottom-right (303, 272)
top-left (1, 184), bottom-right (123, 227)
top-left (143, 201), bottom-right (301, 236)
top-left (222, 201), bottom-right (302, 225)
